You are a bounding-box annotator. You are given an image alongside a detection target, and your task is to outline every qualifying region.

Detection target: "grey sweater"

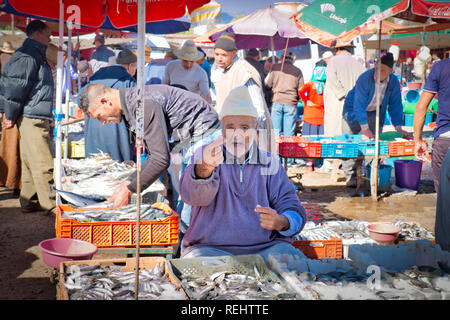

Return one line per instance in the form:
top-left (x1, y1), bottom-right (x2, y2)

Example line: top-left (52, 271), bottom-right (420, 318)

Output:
top-left (120, 84), bottom-right (219, 193)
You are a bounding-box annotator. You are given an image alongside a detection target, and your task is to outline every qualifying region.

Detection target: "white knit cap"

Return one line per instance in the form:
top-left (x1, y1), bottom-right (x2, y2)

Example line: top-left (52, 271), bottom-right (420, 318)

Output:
top-left (219, 86), bottom-right (259, 121)
top-left (322, 51), bottom-right (333, 59)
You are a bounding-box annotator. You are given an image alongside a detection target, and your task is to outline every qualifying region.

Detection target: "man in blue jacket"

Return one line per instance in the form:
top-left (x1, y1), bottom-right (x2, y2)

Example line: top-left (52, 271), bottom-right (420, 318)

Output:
top-left (82, 49), bottom-right (137, 162)
top-left (0, 20), bottom-right (55, 213)
top-left (342, 52), bottom-right (408, 185)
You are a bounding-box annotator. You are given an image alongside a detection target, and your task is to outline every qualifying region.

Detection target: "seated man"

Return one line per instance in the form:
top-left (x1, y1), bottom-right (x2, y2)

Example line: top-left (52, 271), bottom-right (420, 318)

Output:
top-left (179, 86), bottom-right (307, 263)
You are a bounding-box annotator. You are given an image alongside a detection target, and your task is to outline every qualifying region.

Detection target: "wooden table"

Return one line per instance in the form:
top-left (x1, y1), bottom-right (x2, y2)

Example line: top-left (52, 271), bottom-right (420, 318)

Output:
top-left (280, 155), bottom-right (390, 196)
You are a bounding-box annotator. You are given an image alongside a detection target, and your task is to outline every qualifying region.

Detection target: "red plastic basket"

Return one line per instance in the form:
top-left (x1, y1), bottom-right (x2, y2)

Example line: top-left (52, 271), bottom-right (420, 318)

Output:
top-left (55, 203), bottom-right (179, 248)
top-left (388, 141), bottom-right (416, 156)
top-left (291, 238), bottom-right (343, 259)
top-left (277, 136), bottom-right (322, 158)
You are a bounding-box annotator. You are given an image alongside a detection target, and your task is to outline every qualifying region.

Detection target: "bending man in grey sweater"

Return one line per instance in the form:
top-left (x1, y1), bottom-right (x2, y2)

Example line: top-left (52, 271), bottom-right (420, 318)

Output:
top-left (79, 84), bottom-right (220, 208)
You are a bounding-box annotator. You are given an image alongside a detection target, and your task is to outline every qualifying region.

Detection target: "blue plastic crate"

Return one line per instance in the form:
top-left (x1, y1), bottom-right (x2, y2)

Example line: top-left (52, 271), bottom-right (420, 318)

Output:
top-left (321, 142), bottom-right (359, 158)
top-left (404, 114), bottom-right (414, 126)
top-left (330, 134), bottom-right (387, 156)
top-left (358, 140), bottom-right (389, 156)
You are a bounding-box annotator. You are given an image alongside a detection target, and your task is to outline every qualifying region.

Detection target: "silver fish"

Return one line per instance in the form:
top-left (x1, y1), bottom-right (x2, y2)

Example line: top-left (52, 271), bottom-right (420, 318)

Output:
top-left (180, 272), bottom-right (296, 300)
top-left (64, 264), bottom-right (186, 300)
top-left (55, 189), bottom-right (107, 207)
top-left (62, 204), bottom-right (170, 223)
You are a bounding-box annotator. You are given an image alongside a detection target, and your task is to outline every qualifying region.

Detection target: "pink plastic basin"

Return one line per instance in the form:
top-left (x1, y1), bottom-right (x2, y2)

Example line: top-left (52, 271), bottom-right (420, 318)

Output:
top-left (38, 238), bottom-right (98, 269)
top-left (368, 224), bottom-right (401, 243)
top-left (407, 82), bottom-right (422, 90)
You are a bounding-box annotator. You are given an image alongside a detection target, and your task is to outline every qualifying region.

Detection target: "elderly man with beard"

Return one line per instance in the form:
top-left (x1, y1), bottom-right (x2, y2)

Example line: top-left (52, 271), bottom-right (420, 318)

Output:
top-left (179, 86), bottom-right (307, 263)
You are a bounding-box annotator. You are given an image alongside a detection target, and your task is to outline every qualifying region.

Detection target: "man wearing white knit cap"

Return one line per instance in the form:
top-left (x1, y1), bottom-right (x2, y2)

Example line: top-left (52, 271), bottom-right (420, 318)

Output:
top-left (179, 86), bottom-right (307, 263)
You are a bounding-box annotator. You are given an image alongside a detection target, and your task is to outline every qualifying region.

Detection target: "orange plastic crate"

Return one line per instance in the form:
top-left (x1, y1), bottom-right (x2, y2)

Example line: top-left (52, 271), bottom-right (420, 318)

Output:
top-left (291, 238), bottom-right (343, 259)
top-left (277, 136), bottom-right (322, 158)
top-left (56, 203), bottom-right (179, 248)
top-left (388, 140), bottom-right (416, 156)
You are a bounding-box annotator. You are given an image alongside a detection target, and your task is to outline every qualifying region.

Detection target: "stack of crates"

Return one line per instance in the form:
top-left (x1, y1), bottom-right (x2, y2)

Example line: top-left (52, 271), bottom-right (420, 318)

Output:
top-left (332, 134), bottom-right (389, 156)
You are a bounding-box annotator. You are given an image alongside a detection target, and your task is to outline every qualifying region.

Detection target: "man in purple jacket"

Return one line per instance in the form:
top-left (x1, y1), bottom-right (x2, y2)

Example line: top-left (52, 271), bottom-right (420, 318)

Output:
top-left (179, 86), bottom-right (307, 263)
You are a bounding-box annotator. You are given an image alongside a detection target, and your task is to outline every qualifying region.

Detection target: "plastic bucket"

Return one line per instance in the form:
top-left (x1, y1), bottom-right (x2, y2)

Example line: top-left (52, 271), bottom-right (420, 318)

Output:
top-left (394, 160), bottom-right (422, 190)
top-left (403, 101), bottom-right (416, 114)
top-left (405, 89), bottom-right (420, 103)
top-left (367, 165), bottom-right (392, 193)
top-left (424, 112), bottom-right (433, 126)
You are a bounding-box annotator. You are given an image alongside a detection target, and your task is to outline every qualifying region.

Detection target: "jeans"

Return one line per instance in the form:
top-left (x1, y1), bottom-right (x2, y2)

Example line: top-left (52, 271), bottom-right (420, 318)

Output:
top-left (341, 111), bottom-right (386, 180)
top-left (435, 148), bottom-right (450, 251)
top-left (431, 136), bottom-right (450, 192)
top-left (182, 242), bottom-right (306, 265)
top-left (271, 104), bottom-right (297, 137)
top-left (302, 122), bottom-right (324, 136)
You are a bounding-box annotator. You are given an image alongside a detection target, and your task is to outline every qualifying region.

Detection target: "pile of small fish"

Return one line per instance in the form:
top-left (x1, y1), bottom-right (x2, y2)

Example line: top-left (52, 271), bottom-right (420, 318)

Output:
top-left (295, 219), bottom-right (435, 241)
top-left (61, 152), bottom-right (137, 199)
top-left (298, 269), bottom-right (370, 283)
top-left (63, 263), bottom-right (186, 300)
top-left (180, 269), bottom-right (297, 300)
top-left (295, 220), bottom-right (371, 241)
top-left (374, 265), bottom-right (450, 300)
top-left (62, 204), bottom-right (171, 223)
top-left (269, 254), bottom-right (450, 300)
top-left (393, 220), bottom-right (435, 240)
top-left (61, 152), bottom-right (166, 199)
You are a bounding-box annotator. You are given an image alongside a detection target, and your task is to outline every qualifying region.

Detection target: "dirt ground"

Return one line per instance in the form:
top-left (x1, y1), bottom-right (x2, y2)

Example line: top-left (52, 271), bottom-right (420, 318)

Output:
top-left (0, 160), bottom-right (437, 300)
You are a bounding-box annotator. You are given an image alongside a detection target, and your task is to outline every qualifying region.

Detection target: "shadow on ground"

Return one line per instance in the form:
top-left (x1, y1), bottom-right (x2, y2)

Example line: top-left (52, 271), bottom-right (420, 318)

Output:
top-left (0, 188), bottom-right (56, 300)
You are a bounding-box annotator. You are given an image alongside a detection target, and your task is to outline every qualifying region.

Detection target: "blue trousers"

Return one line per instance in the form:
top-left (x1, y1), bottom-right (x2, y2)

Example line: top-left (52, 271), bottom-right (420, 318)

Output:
top-left (271, 104), bottom-right (297, 137)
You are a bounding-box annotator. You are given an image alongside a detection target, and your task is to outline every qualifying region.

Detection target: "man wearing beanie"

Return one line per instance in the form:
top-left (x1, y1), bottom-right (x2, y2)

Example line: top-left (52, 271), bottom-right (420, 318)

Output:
top-left (90, 34), bottom-right (115, 72)
top-left (341, 52), bottom-right (408, 185)
top-left (81, 48), bottom-right (138, 162)
top-left (213, 32), bottom-right (274, 151)
top-left (179, 86), bottom-right (307, 263)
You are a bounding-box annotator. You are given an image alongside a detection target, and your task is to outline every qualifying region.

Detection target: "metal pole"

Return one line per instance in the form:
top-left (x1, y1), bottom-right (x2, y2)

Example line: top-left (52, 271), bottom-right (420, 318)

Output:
top-left (270, 37), bottom-right (275, 63)
top-left (371, 20), bottom-right (382, 201)
top-left (54, 0), bottom-right (65, 205)
top-left (11, 14), bottom-right (15, 35)
top-left (134, 0), bottom-right (146, 301)
top-left (64, 23), bottom-right (72, 160)
top-left (76, 29), bottom-right (81, 96)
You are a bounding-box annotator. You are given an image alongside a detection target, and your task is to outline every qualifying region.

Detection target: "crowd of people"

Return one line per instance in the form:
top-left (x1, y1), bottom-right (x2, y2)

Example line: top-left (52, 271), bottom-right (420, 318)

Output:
top-left (0, 19), bottom-right (448, 257)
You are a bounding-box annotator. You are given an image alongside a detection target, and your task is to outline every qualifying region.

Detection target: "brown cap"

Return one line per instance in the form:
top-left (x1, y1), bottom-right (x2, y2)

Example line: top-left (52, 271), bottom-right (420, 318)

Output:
top-left (93, 34), bottom-right (105, 44)
top-left (116, 48), bottom-right (137, 65)
top-left (215, 32), bottom-right (237, 51)
top-left (46, 43), bottom-right (58, 65)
